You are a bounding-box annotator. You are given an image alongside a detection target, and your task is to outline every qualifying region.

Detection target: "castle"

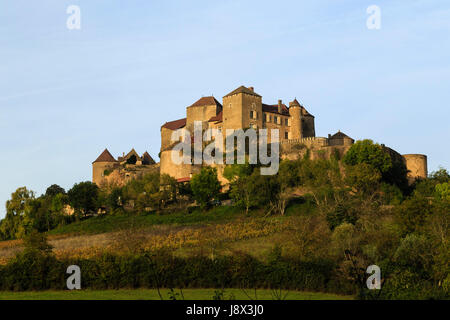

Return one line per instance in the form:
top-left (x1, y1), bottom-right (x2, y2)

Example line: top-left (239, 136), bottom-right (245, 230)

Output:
top-left (93, 85), bottom-right (428, 186)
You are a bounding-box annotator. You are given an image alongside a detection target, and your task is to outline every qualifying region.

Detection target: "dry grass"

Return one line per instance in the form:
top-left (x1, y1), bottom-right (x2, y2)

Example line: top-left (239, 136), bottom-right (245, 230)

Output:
top-left (0, 217), bottom-right (299, 263)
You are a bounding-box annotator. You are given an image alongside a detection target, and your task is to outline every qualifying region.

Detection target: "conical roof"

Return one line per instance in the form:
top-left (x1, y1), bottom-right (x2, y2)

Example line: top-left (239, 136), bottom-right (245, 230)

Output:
top-left (93, 148), bottom-right (117, 163)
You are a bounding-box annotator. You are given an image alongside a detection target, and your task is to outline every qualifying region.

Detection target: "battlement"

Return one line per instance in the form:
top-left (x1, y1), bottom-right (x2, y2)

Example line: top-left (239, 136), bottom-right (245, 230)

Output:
top-left (281, 136), bottom-right (329, 147)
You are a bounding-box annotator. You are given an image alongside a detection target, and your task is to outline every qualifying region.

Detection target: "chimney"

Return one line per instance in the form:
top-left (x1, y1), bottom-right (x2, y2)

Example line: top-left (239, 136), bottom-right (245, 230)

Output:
top-left (248, 87), bottom-right (254, 92)
top-left (278, 99), bottom-right (282, 113)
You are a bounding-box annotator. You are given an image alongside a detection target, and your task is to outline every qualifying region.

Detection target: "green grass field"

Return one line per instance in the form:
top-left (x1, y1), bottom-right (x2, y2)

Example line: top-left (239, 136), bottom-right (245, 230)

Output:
top-left (0, 289), bottom-right (353, 300)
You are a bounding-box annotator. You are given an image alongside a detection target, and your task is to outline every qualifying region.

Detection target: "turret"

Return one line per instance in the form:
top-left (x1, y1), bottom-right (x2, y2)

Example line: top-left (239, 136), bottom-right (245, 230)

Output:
top-left (289, 99), bottom-right (303, 140)
top-left (92, 148), bottom-right (118, 185)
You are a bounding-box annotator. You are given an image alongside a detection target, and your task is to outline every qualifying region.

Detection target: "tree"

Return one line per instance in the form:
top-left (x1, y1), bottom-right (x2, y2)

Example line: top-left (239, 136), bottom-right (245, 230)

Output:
top-left (343, 139), bottom-right (409, 192)
top-left (107, 187), bottom-right (123, 211)
top-left (345, 163), bottom-right (382, 197)
top-left (0, 187), bottom-right (35, 239)
top-left (160, 174), bottom-right (177, 204)
top-left (343, 139), bottom-right (392, 174)
top-left (45, 184), bottom-right (66, 197)
top-left (190, 167), bottom-right (221, 209)
top-left (23, 230), bottom-right (53, 254)
top-left (395, 196), bottom-right (433, 235)
top-left (67, 181), bottom-right (99, 218)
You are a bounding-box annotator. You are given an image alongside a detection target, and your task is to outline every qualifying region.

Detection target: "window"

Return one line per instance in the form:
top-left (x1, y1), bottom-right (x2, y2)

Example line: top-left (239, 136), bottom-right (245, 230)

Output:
top-left (250, 111), bottom-right (254, 119)
top-left (285, 132), bottom-right (289, 139)
top-left (285, 118), bottom-right (289, 126)
top-left (273, 116), bottom-right (278, 124)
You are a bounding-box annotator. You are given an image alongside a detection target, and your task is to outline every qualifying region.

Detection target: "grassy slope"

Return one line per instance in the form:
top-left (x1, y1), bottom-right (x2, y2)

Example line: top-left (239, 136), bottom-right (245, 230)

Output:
top-left (47, 206), bottom-right (245, 236)
top-left (0, 200), bottom-right (317, 262)
top-left (0, 288), bottom-right (352, 300)
top-left (47, 197), bottom-right (315, 237)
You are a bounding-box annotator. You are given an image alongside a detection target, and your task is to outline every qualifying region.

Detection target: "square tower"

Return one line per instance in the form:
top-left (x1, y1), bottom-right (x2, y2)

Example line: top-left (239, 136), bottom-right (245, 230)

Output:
top-left (222, 86), bottom-right (263, 131)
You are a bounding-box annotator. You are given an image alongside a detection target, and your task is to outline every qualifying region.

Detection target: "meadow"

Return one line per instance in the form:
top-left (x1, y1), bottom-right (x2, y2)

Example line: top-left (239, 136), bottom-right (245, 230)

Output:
top-left (0, 288), bottom-right (352, 300)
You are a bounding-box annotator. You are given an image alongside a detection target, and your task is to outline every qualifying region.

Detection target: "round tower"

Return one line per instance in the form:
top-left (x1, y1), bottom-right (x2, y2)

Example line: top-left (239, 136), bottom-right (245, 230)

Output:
top-left (402, 154), bottom-right (428, 184)
top-left (92, 148), bottom-right (118, 185)
top-left (289, 99), bottom-right (303, 140)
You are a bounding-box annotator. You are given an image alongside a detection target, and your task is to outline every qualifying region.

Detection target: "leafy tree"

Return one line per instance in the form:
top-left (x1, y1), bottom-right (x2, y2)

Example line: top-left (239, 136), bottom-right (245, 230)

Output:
top-left (223, 163), bottom-right (254, 182)
top-left (435, 183), bottom-right (450, 202)
top-left (160, 174), bottom-right (177, 204)
top-left (430, 167), bottom-right (450, 183)
top-left (343, 139), bottom-right (409, 192)
top-left (23, 230), bottom-right (53, 254)
top-left (45, 184), bottom-right (65, 197)
top-left (326, 203), bottom-right (358, 230)
top-left (395, 196), bottom-right (433, 235)
top-left (229, 173), bottom-right (258, 214)
top-left (345, 163), bottom-right (382, 197)
top-left (67, 181), bottom-right (99, 218)
top-left (107, 187), bottom-right (123, 211)
top-left (343, 139), bottom-right (392, 174)
top-left (190, 167), bottom-right (221, 209)
top-left (0, 187), bottom-right (35, 239)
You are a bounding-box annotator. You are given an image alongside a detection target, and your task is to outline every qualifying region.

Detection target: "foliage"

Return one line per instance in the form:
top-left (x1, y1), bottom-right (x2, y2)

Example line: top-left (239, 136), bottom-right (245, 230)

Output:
top-left (45, 184), bottom-right (65, 197)
top-left (190, 167), bottom-right (221, 209)
top-left (67, 182), bottom-right (100, 218)
top-left (343, 140), bottom-right (392, 174)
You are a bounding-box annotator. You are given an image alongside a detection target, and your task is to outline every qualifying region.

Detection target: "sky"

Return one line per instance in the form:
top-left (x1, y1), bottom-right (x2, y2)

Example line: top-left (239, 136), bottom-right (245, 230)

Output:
top-left (0, 0), bottom-right (449, 218)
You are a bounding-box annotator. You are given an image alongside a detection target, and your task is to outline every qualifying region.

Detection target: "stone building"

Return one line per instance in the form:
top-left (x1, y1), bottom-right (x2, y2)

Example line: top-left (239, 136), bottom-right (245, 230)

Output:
top-left (92, 148), bottom-right (157, 187)
top-left (92, 85), bottom-right (428, 187)
top-left (160, 85), bottom-right (355, 183)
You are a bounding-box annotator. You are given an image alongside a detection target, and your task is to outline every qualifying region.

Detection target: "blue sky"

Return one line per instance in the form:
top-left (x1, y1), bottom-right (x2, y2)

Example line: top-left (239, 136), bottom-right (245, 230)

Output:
top-left (0, 0), bottom-right (449, 217)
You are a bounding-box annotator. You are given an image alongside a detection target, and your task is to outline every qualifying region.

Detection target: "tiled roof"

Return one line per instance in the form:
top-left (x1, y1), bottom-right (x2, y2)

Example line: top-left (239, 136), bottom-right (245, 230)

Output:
top-left (301, 107), bottom-right (314, 117)
top-left (224, 86), bottom-right (261, 98)
top-left (125, 148), bottom-right (139, 159)
top-left (176, 177), bottom-right (191, 183)
top-left (142, 151), bottom-right (155, 164)
top-left (262, 104), bottom-right (290, 116)
top-left (93, 149), bottom-right (117, 163)
top-left (161, 118), bottom-right (187, 130)
top-left (208, 110), bottom-right (223, 122)
top-left (330, 131), bottom-right (352, 139)
top-left (289, 99), bottom-right (301, 106)
top-left (190, 96), bottom-right (222, 108)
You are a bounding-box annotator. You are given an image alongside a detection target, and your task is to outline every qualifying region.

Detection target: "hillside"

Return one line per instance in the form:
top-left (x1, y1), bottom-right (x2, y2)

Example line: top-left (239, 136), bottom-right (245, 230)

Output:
top-left (0, 200), bottom-right (315, 264)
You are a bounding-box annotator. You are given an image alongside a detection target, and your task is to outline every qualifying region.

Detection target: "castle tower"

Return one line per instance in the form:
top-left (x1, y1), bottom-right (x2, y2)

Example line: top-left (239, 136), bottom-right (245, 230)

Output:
top-left (222, 86), bottom-right (262, 131)
top-left (402, 154), bottom-right (428, 184)
top-left (92, 148), bottom-right (118, 185)
top-left (186, 96), bottom-right (222, 131)
top-left (289, 99), bottom-right (303, 139)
